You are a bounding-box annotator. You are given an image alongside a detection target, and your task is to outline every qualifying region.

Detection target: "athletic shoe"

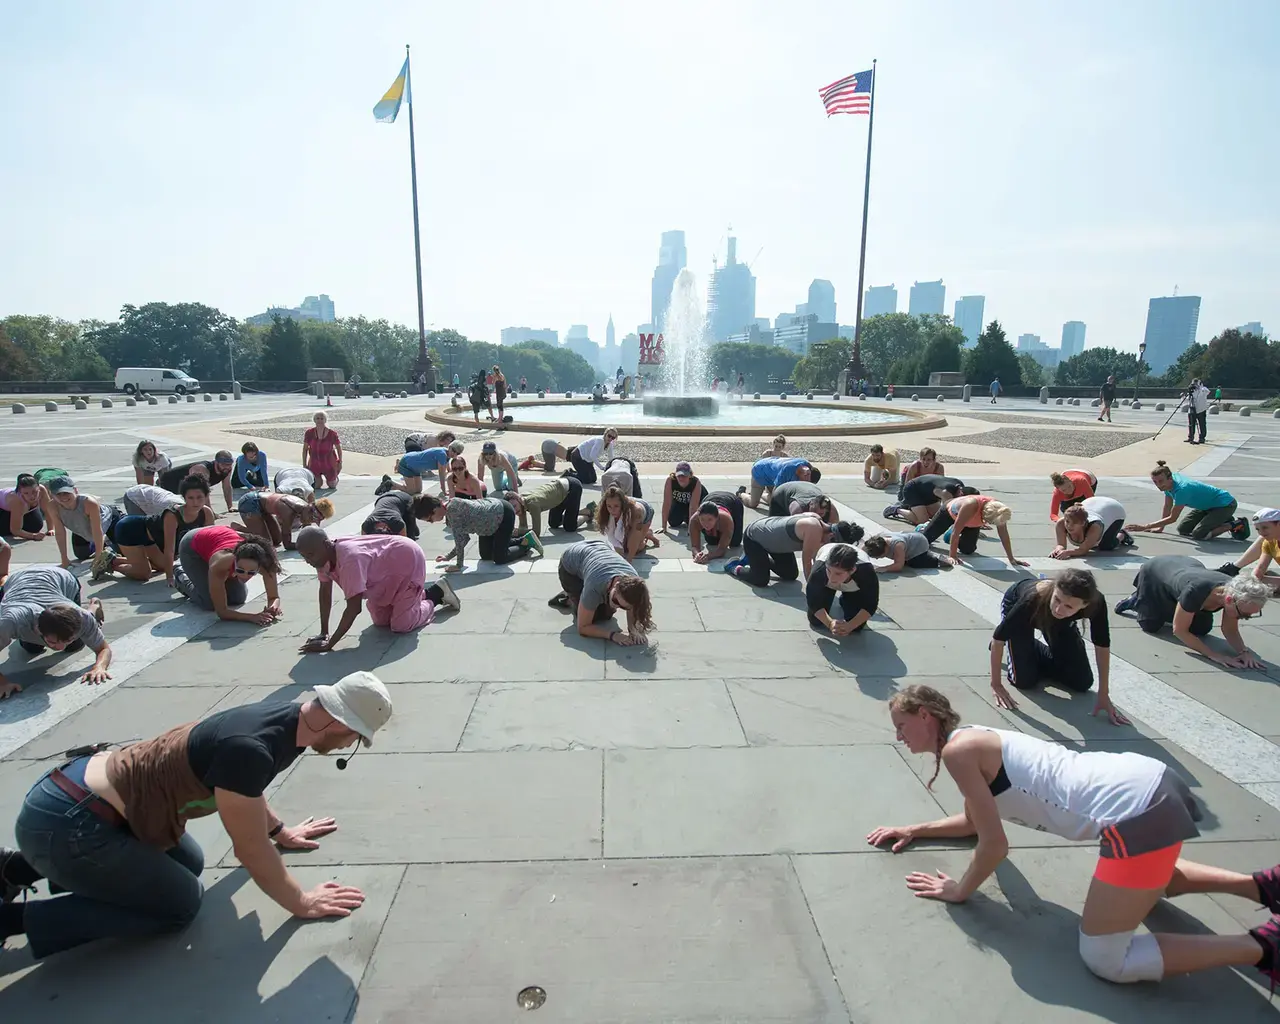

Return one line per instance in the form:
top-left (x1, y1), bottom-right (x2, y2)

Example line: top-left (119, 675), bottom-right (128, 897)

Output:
top-left (434, 576), bottom-right (462, 613)
top-left (723, 557), bottom-right (743, 574)
top-left (0, 847), bottom-right (33, 905)
top-left (1114, 593), bottom-right (1137, 616)
top-left (942, 528), bottom-right (953, 544)
top-left (374, 475), bottom-right (394, 496)
top-left (736, 485), bottom-right (747, 495)
top-left (90, 545), bottom-right (116, 582)
top-left (1248, 914), bottom-right (1280, 995)
top-left (523, 530), bottom-right (544, 557)
top-left (548, 591), bottom-right (571, 608)
top-left (583, 501), bottom-right (597, 520)
top-left (882, 504), bottom-right (901, 520)
top-left (1231, 517), bottom-right (1252, 541)
top-left (1118, 529), bottom-right (1135, 547)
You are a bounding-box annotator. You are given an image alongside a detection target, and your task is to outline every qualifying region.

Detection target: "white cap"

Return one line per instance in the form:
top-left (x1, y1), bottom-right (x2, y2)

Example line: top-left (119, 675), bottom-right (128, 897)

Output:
top-left (1253, 508), bottom-right (1280, 524)
top-left (315, 671), bottom-right (393, 748)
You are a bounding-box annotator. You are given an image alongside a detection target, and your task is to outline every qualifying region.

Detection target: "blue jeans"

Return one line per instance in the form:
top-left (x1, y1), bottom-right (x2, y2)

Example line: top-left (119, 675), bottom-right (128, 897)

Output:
top-left (14, 761), bottom-right (205, 959)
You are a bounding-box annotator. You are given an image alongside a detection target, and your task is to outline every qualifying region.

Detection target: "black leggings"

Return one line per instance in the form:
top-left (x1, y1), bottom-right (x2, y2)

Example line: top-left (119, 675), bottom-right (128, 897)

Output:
top-left (921, 505), bottom-right (980, 555)
top-left (477, 501), bottom-right (525, 564)
top-left (0, 505), bottom-right (44, 537)
top-left (568, 448), bottom-right (597, 485)
top-left (1096, 519), bottom-right (1124, 552)
top-left (904, 550), bottom-right (942, 569)
top-left (999, 586), bottom-right (1093, 691)
top-left (738, 536), bottom-right (799, 586)
top-left (558, 563), bottom-right (614, 624)
top-left (805, 563), bottom-right (878, 628)
top-left (548, 476), bottom-right (584, 532)
top-left (70, 509), bottom-right (122, 560)
top-left (667, 501), bottom-right (691, 528)
top-left (1139, 610), bottom-right (1214, 636)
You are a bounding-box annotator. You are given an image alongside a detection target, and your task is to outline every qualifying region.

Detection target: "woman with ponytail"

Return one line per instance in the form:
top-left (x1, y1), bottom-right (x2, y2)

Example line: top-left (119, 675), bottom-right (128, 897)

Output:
top-left (805, 530), bottom-right (878, 635)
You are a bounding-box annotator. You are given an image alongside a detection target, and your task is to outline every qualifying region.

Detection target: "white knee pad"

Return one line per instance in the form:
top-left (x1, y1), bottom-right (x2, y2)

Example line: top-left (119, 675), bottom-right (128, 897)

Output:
top-left (1078, 929), bottom-right (1164, 983)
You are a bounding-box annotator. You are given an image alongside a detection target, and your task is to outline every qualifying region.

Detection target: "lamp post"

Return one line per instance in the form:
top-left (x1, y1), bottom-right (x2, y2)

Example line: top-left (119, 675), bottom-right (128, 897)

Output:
top-left (1134, 340), bottom-right (1146, 402)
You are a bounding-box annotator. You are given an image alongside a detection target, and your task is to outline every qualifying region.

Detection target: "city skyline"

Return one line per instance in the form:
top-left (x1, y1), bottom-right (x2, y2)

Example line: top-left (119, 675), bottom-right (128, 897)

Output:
top-left (2, 4), bottom-right (1277, 356)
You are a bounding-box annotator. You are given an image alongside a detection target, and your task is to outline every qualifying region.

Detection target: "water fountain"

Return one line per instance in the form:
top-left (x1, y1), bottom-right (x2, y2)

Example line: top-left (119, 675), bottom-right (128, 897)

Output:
top-left (644, 268), bottom-right (718, 418)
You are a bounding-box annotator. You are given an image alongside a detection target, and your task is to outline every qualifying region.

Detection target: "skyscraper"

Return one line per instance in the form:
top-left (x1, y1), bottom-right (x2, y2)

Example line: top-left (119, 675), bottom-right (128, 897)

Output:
top-left (1238, 321), bottom-right (1265, 337)
top-left (807, 279), bottom-right (836, 324)
top-left (908, 280), bottom-right (945, 317)
top-left (1060, 321), bottom-right (1086, 359)
top-left (707, 235), bottom-right (757, 341)
top-left (1142, 295), bottom-right (1201, 374)
top-left (564, 325), bottom-right (599, 370)
top-left (500, 326), bottom-right (559, 347)
top-left (601, 315), bottom-right (619, 375)
top-left (953, 296), bottom-right (985, 347)
top-left (606, 315), bottom-right (615, 349)
top-left (863, 284), bottom-right (897, 318)
top-left (651, 230), bottom-right (687, 329)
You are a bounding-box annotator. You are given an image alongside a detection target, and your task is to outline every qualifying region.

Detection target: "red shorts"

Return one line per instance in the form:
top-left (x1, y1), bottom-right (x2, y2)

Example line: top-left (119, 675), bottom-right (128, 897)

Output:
top-left (1094, 841), bottom-right (1182, 889)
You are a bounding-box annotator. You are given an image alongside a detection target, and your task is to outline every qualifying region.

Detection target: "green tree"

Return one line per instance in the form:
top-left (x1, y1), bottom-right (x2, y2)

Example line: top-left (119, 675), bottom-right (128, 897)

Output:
top-left (915, 322), bottom-right (963, 384)
top-left (259, 316), bottom-right (310, 380)
top-left (963, 320), bottom-right (1022, 388)
top-left (1017, 353), bottom-right (1046, 387)
top-left (1183, 329), bottom-right (1280, 390)
top-left (1157, 342), bottom-right (1206, 387)
top-left (300, 321), bottom-right (352, 377)
top-left (2, 315), bottom-right (110, 379)
top-left (87, 302), bottom-right (240, 379)
top-left (792, 339), bottom-right (850, 390)
top-left (0, 323), bottom-right (37, 380)
top-left (707, 342), bottom-right (799, 391)
top-left (1053, 347), bottom-right (1140, 387)
top-left (858, 313), bottom-right (924, 381)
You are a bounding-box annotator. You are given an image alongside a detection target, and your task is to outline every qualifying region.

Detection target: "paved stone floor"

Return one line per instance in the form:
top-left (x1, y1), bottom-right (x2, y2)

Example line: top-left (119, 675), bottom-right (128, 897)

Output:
top-left (2, 394), bottom-right (1280, 1021)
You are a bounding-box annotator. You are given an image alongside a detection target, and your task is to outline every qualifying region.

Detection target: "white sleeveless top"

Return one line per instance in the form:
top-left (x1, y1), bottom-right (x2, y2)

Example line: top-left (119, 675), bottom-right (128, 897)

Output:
top-left (964, 726), bottom-right (1164, 840)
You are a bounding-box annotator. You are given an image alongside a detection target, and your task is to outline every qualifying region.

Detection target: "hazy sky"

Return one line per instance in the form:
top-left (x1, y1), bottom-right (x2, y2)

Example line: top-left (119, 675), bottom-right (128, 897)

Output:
top-left (3, 1), bottom-right (1276, 352)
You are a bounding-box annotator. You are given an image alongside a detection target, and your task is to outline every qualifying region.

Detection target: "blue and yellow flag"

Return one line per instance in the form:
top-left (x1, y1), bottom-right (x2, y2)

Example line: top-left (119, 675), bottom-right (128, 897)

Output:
top-left (373, 57), bottom-right (409, 123)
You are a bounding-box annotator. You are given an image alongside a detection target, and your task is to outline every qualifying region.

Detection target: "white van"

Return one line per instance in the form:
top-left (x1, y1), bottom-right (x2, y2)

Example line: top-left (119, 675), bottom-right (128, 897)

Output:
top-left (114, 367), bottom-right (201, 395)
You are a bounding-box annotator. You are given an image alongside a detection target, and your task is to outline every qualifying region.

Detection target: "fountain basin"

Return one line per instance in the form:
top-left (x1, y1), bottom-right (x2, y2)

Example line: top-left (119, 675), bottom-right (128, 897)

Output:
top-left (643, 395), bottom-right (718, 418)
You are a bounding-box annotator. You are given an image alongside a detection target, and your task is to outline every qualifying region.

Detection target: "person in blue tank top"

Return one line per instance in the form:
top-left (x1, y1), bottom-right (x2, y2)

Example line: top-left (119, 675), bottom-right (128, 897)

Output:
top-left (1126, 460), bottom-right (1247, 541)
top-left (738, 457), bottom-right (820, 510)
top-left (377, 443), bottom-right (464, 497)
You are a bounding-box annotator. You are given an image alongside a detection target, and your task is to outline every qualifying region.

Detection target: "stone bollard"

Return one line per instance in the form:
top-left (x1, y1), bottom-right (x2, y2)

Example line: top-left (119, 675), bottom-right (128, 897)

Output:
top-left (1039, 387), bottom-right (1049, 404)
top-left (1131, 400), bottom-right (1141, 410)
top-left (148, 396), bottom-right (158, 405)
top-left (1121, 398), bottom-right (1130, 406)
top-left (313, 381), bottom-right (324, 399)
top-left (1055, 397), bottom-right (1064, 405)
top-left (885, 393), bottom-right (893, 401)
top-left (911, 393), bottom-right (919, 401)
top-left (962, 384), bottom-right (971, 403)
top-left (937, 394), bottom-right (945, 401)
top-left (537, 389), bottom-right (545, 398)
top-left (186, 394), bottom-right (196, 402)
top-left (779, 393), bottom-right (787, 400)
top-left (168, 395), bottom-right (178, 404)
top-left (429, 390), bottom-right (436, 398)
top-left (806, 393), bottom-right (814, 400)
top-left (101, 398), bottom-right (113, 408)
top-left (1155, 403), bottom-right (1165, 411)
top-left (203, 393), bottom-right (212, 401)
top-left (372, 391), bottom-right (381, 399)
top-left (1209, 404), bottom-right (1220, 415)
top-left (12, 403), bottom-right (26, 414)
top-left (859, 394), bottom-right (867, 401)
top-left (74, 400), bottom-right (87, 410)
top-left (1091, 398), bottom-right (1101, 406)
top-left (831, 393), bottom-right (839, 401)
top-left (753, 393), bottom-right (761, 400)
top-left (565, 391), bottom-right (572, 398)
top-left (233, 382), bottom-right (242, 400)
top-left (1273, 408), bottom-right (1280, 419)
top-left (399, 390), bottom-right (409, 399)
top-left (125, 397), bottom-right (136, 407)
top-left (1240, 407), bottom-right (1252, 416)
top-left (1072, 398), bottom-right (1081, 405)
top-left (44, 401), bottom-right (58, 412)
top-left (219, 393), bottom-right (227, 401)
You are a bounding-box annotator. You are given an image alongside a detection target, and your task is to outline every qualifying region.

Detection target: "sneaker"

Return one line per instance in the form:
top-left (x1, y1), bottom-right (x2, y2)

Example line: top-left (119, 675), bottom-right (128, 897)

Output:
top-left (523, 530), bottom-right (544, 557)
top-left (374, 475), bottom-right (394, 496)
top-left (0, 847), bottom-right (33, 905)
top-left (1248, 915), bottom-right (1280, 995)
top-left (942, 528), bottom-right (953, 544)
top-left (723, 557), bottom-right (743, 574)
top-left (1118, 529), bottom-right (1135, 547)
top-left (1114, 593), bottom-right (1137, 616)
top-left (548, 591), bottom-right (571, 608)
top-left (434, 576), bottom-right (461, 613)
top-left (583, 501), bottom-right (597, 520)
top-left (90, 545), bottom-right (116, 582)
top-left (736, 485), bottom-right (747, 495)
top-left (882, 503), bottom-right (901, 520)
top-left (1253, 865), bottom-right (1280, 914)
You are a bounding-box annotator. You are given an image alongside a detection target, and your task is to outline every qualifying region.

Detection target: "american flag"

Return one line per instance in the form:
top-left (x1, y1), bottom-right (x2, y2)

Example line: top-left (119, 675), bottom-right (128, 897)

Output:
top-left (819, 69), bottom-right (873, 117)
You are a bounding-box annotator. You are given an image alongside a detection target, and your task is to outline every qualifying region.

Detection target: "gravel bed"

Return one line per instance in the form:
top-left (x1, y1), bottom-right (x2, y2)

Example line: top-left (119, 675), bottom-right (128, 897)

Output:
top-left (955, 412), bottom-right (1144, 428)
top-left (236, 424), bottom-right (994, 465)
top-left (943, 427), bottom-right (1146, 457)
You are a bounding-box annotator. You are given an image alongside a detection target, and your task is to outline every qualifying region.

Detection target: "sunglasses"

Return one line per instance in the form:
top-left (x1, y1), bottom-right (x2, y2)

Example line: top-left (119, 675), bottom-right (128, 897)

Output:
top-left (232, 564), bottom-right (257, 578)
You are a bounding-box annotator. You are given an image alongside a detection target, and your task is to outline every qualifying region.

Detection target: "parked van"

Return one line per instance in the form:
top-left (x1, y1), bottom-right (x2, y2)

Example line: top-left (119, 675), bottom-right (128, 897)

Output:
top-left (114, 367), bottom-right (201, 395)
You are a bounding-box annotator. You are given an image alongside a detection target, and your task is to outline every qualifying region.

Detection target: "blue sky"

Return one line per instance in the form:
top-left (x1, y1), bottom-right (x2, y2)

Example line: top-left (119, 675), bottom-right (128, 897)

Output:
top-left (2, 1), bottom-right (1276, 352)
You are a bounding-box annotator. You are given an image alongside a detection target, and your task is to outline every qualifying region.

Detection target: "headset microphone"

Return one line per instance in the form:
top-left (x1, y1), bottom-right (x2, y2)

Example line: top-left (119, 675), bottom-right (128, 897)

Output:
top-left (336, 747), bottom-right (357, 771)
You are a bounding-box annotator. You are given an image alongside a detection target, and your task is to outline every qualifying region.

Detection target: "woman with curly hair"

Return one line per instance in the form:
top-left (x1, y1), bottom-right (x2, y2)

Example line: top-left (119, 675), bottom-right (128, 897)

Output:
top-left (173, 525), bottom-right (282, 625)
top-left (596, 485), bottom-right (659, 561)
top-left (549, 540), bottom-right (654, 646)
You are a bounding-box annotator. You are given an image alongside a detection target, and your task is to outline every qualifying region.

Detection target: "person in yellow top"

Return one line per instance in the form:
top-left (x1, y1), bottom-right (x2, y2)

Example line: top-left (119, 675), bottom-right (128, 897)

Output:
top-left (863, 444), bottom-right (900, 490)
top-left (1220, 508), bottom-right (1280, 595)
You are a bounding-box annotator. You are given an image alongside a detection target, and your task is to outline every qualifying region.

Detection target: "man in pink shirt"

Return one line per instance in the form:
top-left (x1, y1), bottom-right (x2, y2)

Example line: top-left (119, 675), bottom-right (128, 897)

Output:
top-left (295, 527), bottom-right (461, 653)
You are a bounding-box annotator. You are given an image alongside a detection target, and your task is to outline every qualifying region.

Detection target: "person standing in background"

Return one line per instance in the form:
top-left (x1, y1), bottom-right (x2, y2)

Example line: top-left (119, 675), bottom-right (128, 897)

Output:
top-left (1097, 375), bottom-right (1116, 422)
top-left (989, 377), bottom-right (1002, 404)
top-left (1186, 379), bottom-right (1210, 445)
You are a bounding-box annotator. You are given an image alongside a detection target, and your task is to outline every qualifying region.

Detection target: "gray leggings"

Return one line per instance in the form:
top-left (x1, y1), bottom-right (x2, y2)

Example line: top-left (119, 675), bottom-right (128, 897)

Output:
top-left (173, 531), bottom-right (246, 611)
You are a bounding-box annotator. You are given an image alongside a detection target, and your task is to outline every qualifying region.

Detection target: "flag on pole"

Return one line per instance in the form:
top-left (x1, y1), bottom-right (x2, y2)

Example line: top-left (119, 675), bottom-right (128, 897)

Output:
top-left (818, 70), bottom-right (872, 117)
top-left (373, 57), bottom-right (410, 123)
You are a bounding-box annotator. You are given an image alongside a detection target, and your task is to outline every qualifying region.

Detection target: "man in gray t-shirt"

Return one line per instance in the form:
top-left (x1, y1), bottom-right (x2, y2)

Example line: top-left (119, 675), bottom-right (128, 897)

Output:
top-left (0, 565), bottom-right (111, 700)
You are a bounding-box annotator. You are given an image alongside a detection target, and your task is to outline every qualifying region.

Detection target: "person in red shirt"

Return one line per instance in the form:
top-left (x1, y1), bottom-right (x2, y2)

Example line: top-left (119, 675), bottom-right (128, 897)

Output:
top-left (1049, 469), bottom-right (1098, 521)
top-left (173, 525), bottom-right (282, 624)
top-left (302, 411), bottom-right (343, 489)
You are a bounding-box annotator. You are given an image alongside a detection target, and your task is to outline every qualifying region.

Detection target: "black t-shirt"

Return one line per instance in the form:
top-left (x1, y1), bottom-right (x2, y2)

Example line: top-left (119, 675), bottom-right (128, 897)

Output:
top-left (902, 474), bottom-right (963, 507)
top-left (187, 700), bottom-right (304, 798)
top-left (159, 459), bottom-right (229, 493)
top-left (1145, 555), bottom-right (1225, 614)
top-left (1100, 382), bottom-right (1116, 403)
top-left (993, 577), bottom-right (1110, 647)
top-left (366, 491), bottom-right (419, 539)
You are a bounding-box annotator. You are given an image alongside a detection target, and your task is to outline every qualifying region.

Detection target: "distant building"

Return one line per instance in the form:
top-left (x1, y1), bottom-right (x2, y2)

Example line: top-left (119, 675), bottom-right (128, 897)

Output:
top-left (725, 323), bottom-right (775, 346)
top-left (246, 293), bottom-right (335, 326)
top-left (1016, 333), bottom-right (1060, 369)
top-left (953, 296), bottom-right (985, 347)
top-left (1142, 295), bottom-right (1201, 374)
top-left (863, 284), bottom-right (897, 318)
top-left (707, 236), bottom-right (757, 342)
top-left (500, 326), bottom-right (559, 347)
top-left (775, 312), bottom-right (799, 330)
top-left (1060, 321), bottom-right (1087, 359)
top-left (908, 280), bottom-right (945, 317)
top-left (620, 332), bottom-right (641, 373)
top-left (651, 230), bottom-right (687, 330)
top-left (599, 314), bottom-right (620, 375)
top-left (1238, 321), bottom-right (1265, 337)
top-left (564, 325), bottom-right (599, 371)
top-left (753, 318), bottom-right (772, 330)
top-left (807, 279), bottom-right (836, 323)
top-left (773, 314), bottom-right (839, 357)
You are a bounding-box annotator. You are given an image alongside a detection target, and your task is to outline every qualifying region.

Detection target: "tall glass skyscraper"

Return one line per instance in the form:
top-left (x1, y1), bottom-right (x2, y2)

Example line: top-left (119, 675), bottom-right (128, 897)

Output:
top-left (1060, 321), bottom-right (1086, 359)
top-left (953, 295), bottom-right (985, 347)
top-left (1142, 296), bottom-right (1200, 374)
top-left (651, 230), bottom-right (687, 330)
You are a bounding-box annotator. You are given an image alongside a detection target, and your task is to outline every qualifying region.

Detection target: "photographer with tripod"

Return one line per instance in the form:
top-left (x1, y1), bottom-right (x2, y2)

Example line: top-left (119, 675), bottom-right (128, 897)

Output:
top-left (1185, 378), bottom-right (1210, 445)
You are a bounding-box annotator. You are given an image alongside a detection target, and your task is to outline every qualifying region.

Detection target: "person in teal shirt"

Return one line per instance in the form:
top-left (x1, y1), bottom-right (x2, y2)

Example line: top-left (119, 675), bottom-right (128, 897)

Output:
top-left (1127, 460), bottom-right (1246, 541)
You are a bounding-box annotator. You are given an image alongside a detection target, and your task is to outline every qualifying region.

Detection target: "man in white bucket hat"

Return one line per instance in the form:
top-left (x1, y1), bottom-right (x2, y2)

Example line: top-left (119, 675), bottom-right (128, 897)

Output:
top-left (0, 672), bottom-right (392, 959)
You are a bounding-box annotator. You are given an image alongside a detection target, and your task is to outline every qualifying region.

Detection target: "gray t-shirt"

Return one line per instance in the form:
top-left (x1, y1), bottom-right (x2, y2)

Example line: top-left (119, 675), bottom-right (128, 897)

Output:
top-left (744, 514), bottom-right (805, 553)
top-left (274, 467), bottom-right (314, 498)
top-left (888, 530), bottom-right (930, 561)
top-left (770, 481), bottom-right (824, 515)
top-left (0, 566), bottom-right (103, 649)
top-left (57, 495), bottom-right (115, 541)
top-left (559, 540), bottom-right (633, 611)
top-left (124, 484), bottom-right (184, 516)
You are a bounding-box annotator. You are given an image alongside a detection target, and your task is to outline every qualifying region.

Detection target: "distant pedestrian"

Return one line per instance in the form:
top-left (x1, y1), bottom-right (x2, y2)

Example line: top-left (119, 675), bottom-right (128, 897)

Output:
top-left (989, 377), bottom-right (1001, 404)
top-left (1214, 385), bottom-right (1222, 402)
top-left (452, 372), bottom-right (460, 389)
top-left (1186, 380), bottom-right (1210, 445)
top-left (1098, 375), bottom-right (1116, 422)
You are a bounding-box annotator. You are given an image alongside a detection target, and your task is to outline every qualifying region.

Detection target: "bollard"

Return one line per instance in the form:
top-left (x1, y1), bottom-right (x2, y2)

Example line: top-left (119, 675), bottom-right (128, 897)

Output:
top-left (313, 381), bottom-right (324, 399)
top-left (1155, 403), bottom-right (1165, 411)
top-left (74, 400), bottom-right (87, 410)
top-left (806, 393), bottom-right (814, 400)
top-left (937, 394), bottom-right (945, 402)
top-left (399, 390), bottom-right (408, 398)
top-left (44, 401), bottom-right (58, 412)
top-left (1039, 387), bottom-right (1049, 404)
top-left (203, 392), bottom-right (212, 402)
top-left (1131, 400), bottom-right (1141, 410)
top-left (1091, 398), bottom-right (1101, 406)
top-left (101, 398), bottom-right (113, 408)
top-left (125, 397), bottom-right (136, 407)
top-left (218, 393), bottom-right (227, 401)
top-left (1055, 398), bottom-right (1064, 405)
top-left (429, 390), bottom-right (436, 398)
top-left (11, 403), bottom-right (26, 414)
top-left (911, 393), bottom-right (919, 401)
top-left (1121, 398), bottom-right (1130, 406)
top-left (753, 393), bottom-right (761, 400)
top-left (962, 384), bottom-right (971, 403)
top-left (1273, 408), bottom-right (1280, 419)
top-left (565, 391), bottom-right (572, 398)
top-left (537, 389), bottom-right (545, 398)
top-left (831, 393), bottom-right (839, 401)
top-left (1240, 407), bottom-right (1252, 417)
top-left (859, 394), bottom-right (867, 401)
top-left (232, 382), bottom-right (242, 400)
top-left (147, 396), bottom-right (158, 405)
top-left (168, 395), bottom-right (178, 404)
top-left (1209, 404), bottom-right (1220, 415)
top-left (885, 394), bottom-right (893, 401)
top-left (186, 394), bottom-right (196, 403)
top-left (779, 393), bottom-right (787, 400)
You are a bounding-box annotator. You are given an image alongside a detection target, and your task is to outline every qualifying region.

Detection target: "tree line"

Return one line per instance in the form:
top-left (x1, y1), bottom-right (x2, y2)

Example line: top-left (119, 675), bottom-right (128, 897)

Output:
top-left (0, 303), bottom-right (599, 391)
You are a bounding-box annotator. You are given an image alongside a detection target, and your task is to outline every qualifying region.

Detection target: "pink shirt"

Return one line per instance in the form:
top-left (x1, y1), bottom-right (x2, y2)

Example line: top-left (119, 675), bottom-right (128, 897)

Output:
top-left (319, 535), bottom-right (426, 605)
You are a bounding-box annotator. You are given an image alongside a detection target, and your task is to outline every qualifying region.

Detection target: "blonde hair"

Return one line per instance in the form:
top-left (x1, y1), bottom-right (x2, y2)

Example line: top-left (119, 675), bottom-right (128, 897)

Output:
top-left (313, 498), bottom-right (335, 521)
top-left (981, 500), bottom-right (1012, 526)
top-left (889, 685), bottom-right (961, 788)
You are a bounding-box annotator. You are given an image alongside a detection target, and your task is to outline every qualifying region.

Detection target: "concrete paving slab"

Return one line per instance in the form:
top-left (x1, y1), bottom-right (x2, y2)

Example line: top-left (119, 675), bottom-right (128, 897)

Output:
top-left (376, 631), bottom-right (607, 682)
top-left (353, 857), bottom-right (849, 1024)
top-left (814, 627), bottom-right (992, 678)
top-left (603, 744), bottom-right (944, 857)
top-left (955, 676), bottom-right (1168, 743)
top-left (794, 848), bottom-right (1277, 1022)
top-left (878, 595), bottom-right (994, 629)
top-left (692, 593), bottom-right (814, 631)
top-left (0, 865), bottom-right (403, 1024)
top-left (460, 679), bottom-right (746, 751)
top-left (505, 595), bottom-right (707, 633)
top-left (263, 750), bottom-right (603, 864)
top-left (605, 629), bottom-right (832, 680)
top-left (1160, 671), bottom-right (1280, 735)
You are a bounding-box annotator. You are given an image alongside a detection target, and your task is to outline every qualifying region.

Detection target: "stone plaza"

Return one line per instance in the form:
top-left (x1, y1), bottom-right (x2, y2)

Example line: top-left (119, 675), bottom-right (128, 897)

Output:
top-left (2, 392), bottom-right (1280, 1021)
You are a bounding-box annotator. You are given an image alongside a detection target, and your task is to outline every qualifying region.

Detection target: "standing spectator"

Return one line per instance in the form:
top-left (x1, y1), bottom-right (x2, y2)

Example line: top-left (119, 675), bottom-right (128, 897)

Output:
top-left (989, 377), bottom-right (1001, 404)
top-left (302, 411), bottom-right (342, 488)
top-left (519, 375), bottom-right (528, 393)
top-left (1187, 379), bottom-right (1210, 445)
top-left (492, 365), bottom-right (508, 422)
top-left (1214, 384), bottom-right (1222, 402)
top-left (452, 371), bottom-right (460, 389)
top-left (132, 441), bottom-right (172, 485)
top-left (1097, 375), bottom-right (1116, 422)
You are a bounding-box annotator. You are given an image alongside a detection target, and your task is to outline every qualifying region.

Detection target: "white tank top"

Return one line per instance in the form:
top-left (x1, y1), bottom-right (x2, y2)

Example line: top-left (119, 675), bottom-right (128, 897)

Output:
top-left (963, 726), bottom-right (1164, 840)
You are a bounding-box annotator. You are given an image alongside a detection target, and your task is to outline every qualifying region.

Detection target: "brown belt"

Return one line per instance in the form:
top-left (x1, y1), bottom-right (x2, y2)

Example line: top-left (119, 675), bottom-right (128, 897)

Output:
top-left (49, 768), bottom-right (125, 827)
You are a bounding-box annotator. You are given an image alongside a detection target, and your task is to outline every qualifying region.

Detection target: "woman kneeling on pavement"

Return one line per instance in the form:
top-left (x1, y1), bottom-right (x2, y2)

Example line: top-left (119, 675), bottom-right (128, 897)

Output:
top-left (596, 485), bottom-right (659, 561)
top-left (107, 474), bottom-right (216, 582)
top-left (728, 513), bottom-right (859, 586)
top-left (509, 477), bottom-right (593, 536)
top-left (174, 524), bottom-right (282, 625)
top-left (1048, 468), bottom-right (1097, 521)
top-left (1126, 461), bottom-right (1248, 542)
top-left (1052, 496), bottom-right (1130, 559)
top-left (691, 492), bottom-right (744, 564)
top-left (989, 568), bottom-right (1127, 725)
top-left (862, 529), bottom-right (944, 572)
top-left (868, 685), bottom-right (1280, 991)
top-left (806, 536), bottom-right (879, 637)
top-left (923, 493), bottom-right (1030, 568)
top-left (1114, 554), bottom-right (1269, 669)
top-left (549, 540), bottom-right (653, 645)
top-left (1219, 507), bottom-right (1280, 595)
top-left (660, 462), bottom-right (704, 533)
top-left (237, 490), bottom-right (334, 550)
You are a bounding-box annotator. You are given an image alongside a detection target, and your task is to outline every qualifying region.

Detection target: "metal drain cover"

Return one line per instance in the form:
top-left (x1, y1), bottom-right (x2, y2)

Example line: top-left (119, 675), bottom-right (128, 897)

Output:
top-left (517, 986), bottom-right (547, 1010)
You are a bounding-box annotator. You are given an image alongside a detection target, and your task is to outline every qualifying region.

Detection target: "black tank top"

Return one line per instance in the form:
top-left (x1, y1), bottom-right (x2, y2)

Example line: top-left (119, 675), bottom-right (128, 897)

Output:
top-left (669, 474), bottom-right (700, 507)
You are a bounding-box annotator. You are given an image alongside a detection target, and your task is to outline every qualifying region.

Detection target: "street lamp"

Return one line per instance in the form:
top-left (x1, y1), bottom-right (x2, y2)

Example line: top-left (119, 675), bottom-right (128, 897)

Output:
top-left (1134, 340), bottom-right (1146, 402)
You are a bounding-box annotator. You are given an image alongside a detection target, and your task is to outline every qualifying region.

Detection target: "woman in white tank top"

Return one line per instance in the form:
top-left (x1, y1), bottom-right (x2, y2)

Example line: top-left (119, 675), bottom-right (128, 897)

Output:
top-left (867, 685), bottom-right (1280, 989)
